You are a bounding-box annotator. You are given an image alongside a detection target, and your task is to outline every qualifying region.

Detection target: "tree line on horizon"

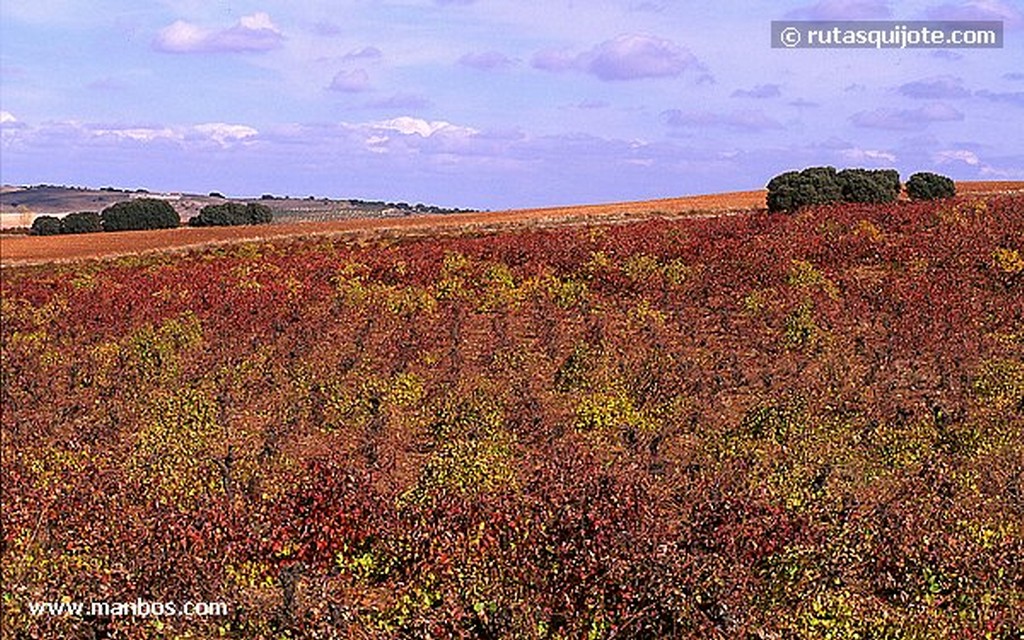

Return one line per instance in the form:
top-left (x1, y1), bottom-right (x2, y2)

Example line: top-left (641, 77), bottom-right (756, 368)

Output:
top-left (29, 199), bottom-right (274, 236)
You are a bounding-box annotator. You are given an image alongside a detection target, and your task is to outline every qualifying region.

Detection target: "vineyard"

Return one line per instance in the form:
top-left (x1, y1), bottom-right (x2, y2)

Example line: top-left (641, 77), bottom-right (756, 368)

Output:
top-left (2, 193), bottom-right (1023, 638)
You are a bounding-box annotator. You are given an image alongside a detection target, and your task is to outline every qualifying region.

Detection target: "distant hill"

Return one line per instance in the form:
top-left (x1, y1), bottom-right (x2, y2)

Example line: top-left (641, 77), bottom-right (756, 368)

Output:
top-left (0, 184), bottom-right (475, 230)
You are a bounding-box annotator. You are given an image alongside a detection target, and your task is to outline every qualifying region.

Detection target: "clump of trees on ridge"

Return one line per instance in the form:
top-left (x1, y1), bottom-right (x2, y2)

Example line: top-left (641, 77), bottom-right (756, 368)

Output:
top-left (766, 167), bottom-right (956, 213)
top-left (100, 199), bottom-right (180, 232)
top-left (30, 198), bottom-right (274, 236)
top-left (31, 199), bottom-right (179, 236)
top-left (188, 202), bottom-right (273, 227)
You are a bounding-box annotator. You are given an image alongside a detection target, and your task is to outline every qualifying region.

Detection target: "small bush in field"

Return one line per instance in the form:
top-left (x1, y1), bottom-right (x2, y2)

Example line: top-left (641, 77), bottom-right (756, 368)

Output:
top-left (906, 172), bottom-right (956, 200)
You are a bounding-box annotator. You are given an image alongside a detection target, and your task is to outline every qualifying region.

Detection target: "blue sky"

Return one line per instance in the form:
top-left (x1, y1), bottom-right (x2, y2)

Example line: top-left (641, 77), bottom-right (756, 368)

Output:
top-left (1, 0), bottom-right (1022, 208)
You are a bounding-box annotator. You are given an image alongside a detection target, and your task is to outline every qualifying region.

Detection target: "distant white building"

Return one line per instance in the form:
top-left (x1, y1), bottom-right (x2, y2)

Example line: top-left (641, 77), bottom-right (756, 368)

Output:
top-left (130, 192), bottom-right (181, 202)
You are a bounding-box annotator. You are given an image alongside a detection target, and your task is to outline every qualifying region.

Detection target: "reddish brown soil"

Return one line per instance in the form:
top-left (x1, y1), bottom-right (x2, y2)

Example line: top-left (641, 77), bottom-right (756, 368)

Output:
top-left (2, 183), bottom-right (1020, 267)
top-left (955, 181), bottom-right (1024, 194)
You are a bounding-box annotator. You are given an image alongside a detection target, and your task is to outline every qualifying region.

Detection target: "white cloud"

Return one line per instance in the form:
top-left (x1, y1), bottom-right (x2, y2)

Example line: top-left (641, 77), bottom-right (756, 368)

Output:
top-left (34, 121), bottom-right (258, 147)
top-left (91, 126), bottom-right (180, 142)
top-left (154, 13), bottom-right (283, 54)
top-left (371, 117), bottom-right (478, 138)
top-left (934, 149), bottom-right (980, 165)
top-left (840, 147), bottom-right (898, 164)
top-left (0, 111), bottom-right (23, 145)
top-left (584, 34), bottom-right (698, 81)
top-left (194, 123), bottom-right (259, 145)
top-left (365, 135), bottom-right (391, 153)
top-left (156, 20), bottom-right (208, 53)
top-left (239, 12), bottom-right (277, 31)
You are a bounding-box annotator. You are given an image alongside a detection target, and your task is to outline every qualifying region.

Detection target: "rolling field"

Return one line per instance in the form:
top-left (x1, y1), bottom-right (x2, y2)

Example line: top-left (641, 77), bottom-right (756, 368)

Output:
top-left (2, 182), bottom-right (1021, 268)
top-left (0, 189), bottom-right (766, 267)
top-left (2, 189), bottom-right (1023, 638)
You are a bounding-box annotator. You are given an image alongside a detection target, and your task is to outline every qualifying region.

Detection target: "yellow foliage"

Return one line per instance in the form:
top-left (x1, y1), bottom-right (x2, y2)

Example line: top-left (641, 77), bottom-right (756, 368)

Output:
top-left (992, 247), bottom-right (1024, 274)
top-left (544, 276), bottom-right (588, 308)
top-left (853, 219), bottom-right (883, 242)
top-left (622, 254), bottom-right (661, 282)
top-left (787, 259), bottom-right (839, 300)
top-left (575, 391), bottom-right (653, 435)
top-left (627, 298), bottom-right (666, 329)
top-left (402, 391), bottom-right (517, 501)
top-left (585, 250), bottom-right (612, 274)
top-left (972, 358), bottom-right (1024, 409)
top-left (130, 387), bottom-right (224, 508)
top-left (476, 262), bottom-right (522, 312)
top-left (742, 289), bottom-right (771, 315)
top-left (662, 258), bottom-right (692, 286)
top-left (387, 372), bottom-right (424, 407)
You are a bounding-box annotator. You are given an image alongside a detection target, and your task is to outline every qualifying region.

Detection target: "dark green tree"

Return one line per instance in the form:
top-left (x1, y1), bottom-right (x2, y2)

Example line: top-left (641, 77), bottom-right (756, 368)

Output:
top-left (875, 169), bottom-right (902, 197)
top-left (837, 168), bottom-right (900, 204)
top-left (766, 166), bottom-right (842, 212)
top-left (30, 215), bottom-right (63, 236)
top-left (101, 198), bottom-right (179, 231)
top-left (61, 211), bottom-right (103, 234)
top-left (246, 203), bottom-right (273, 225)
top-left (906, 172), bottom-right (956, 200)
top-left (189, 202), bottom-right (273, 227)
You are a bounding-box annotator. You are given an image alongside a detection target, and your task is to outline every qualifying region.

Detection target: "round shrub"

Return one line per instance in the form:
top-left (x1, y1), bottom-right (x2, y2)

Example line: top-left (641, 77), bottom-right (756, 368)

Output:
top-left (61, 211), bottom-right (102, 234)
top-left (766, 166), bottom-right (842, 213)
top-left (30, 215), bottom-right (63, 236)
top-left (101, 198), bottom-right (180, 231)
top-left (875, 168), bottom-right (902, 197)
top-left (906, 172), bottom-right (956, 200)
top-left (247, 202), bottom-right (273, 225)
top-left (766, 171), bottom-right (800, 213)
top-left (189, 202), bottom-right (273, 227)
top-left (837, 168), bottom-right (900, 204)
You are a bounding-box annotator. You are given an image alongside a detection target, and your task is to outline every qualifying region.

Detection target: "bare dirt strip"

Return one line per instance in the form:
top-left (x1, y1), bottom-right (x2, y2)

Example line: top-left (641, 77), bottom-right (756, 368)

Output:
top-left (2, 182), bottom-right (1021, 267)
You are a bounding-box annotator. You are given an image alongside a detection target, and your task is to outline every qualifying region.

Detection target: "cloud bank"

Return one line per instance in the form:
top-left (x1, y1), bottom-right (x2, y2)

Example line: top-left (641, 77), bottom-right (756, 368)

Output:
top-left (850, 103), bottom-right (964, 130)
top-left (533, 34), bottom-right (700, 81)
top-left (154, 13), bottom-right (283, 54)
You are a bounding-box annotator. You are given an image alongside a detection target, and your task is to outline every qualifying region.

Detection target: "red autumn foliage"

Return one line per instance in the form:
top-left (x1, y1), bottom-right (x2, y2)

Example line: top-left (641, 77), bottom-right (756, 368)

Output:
top-left (2, 194), bottom-right (1023, 638)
